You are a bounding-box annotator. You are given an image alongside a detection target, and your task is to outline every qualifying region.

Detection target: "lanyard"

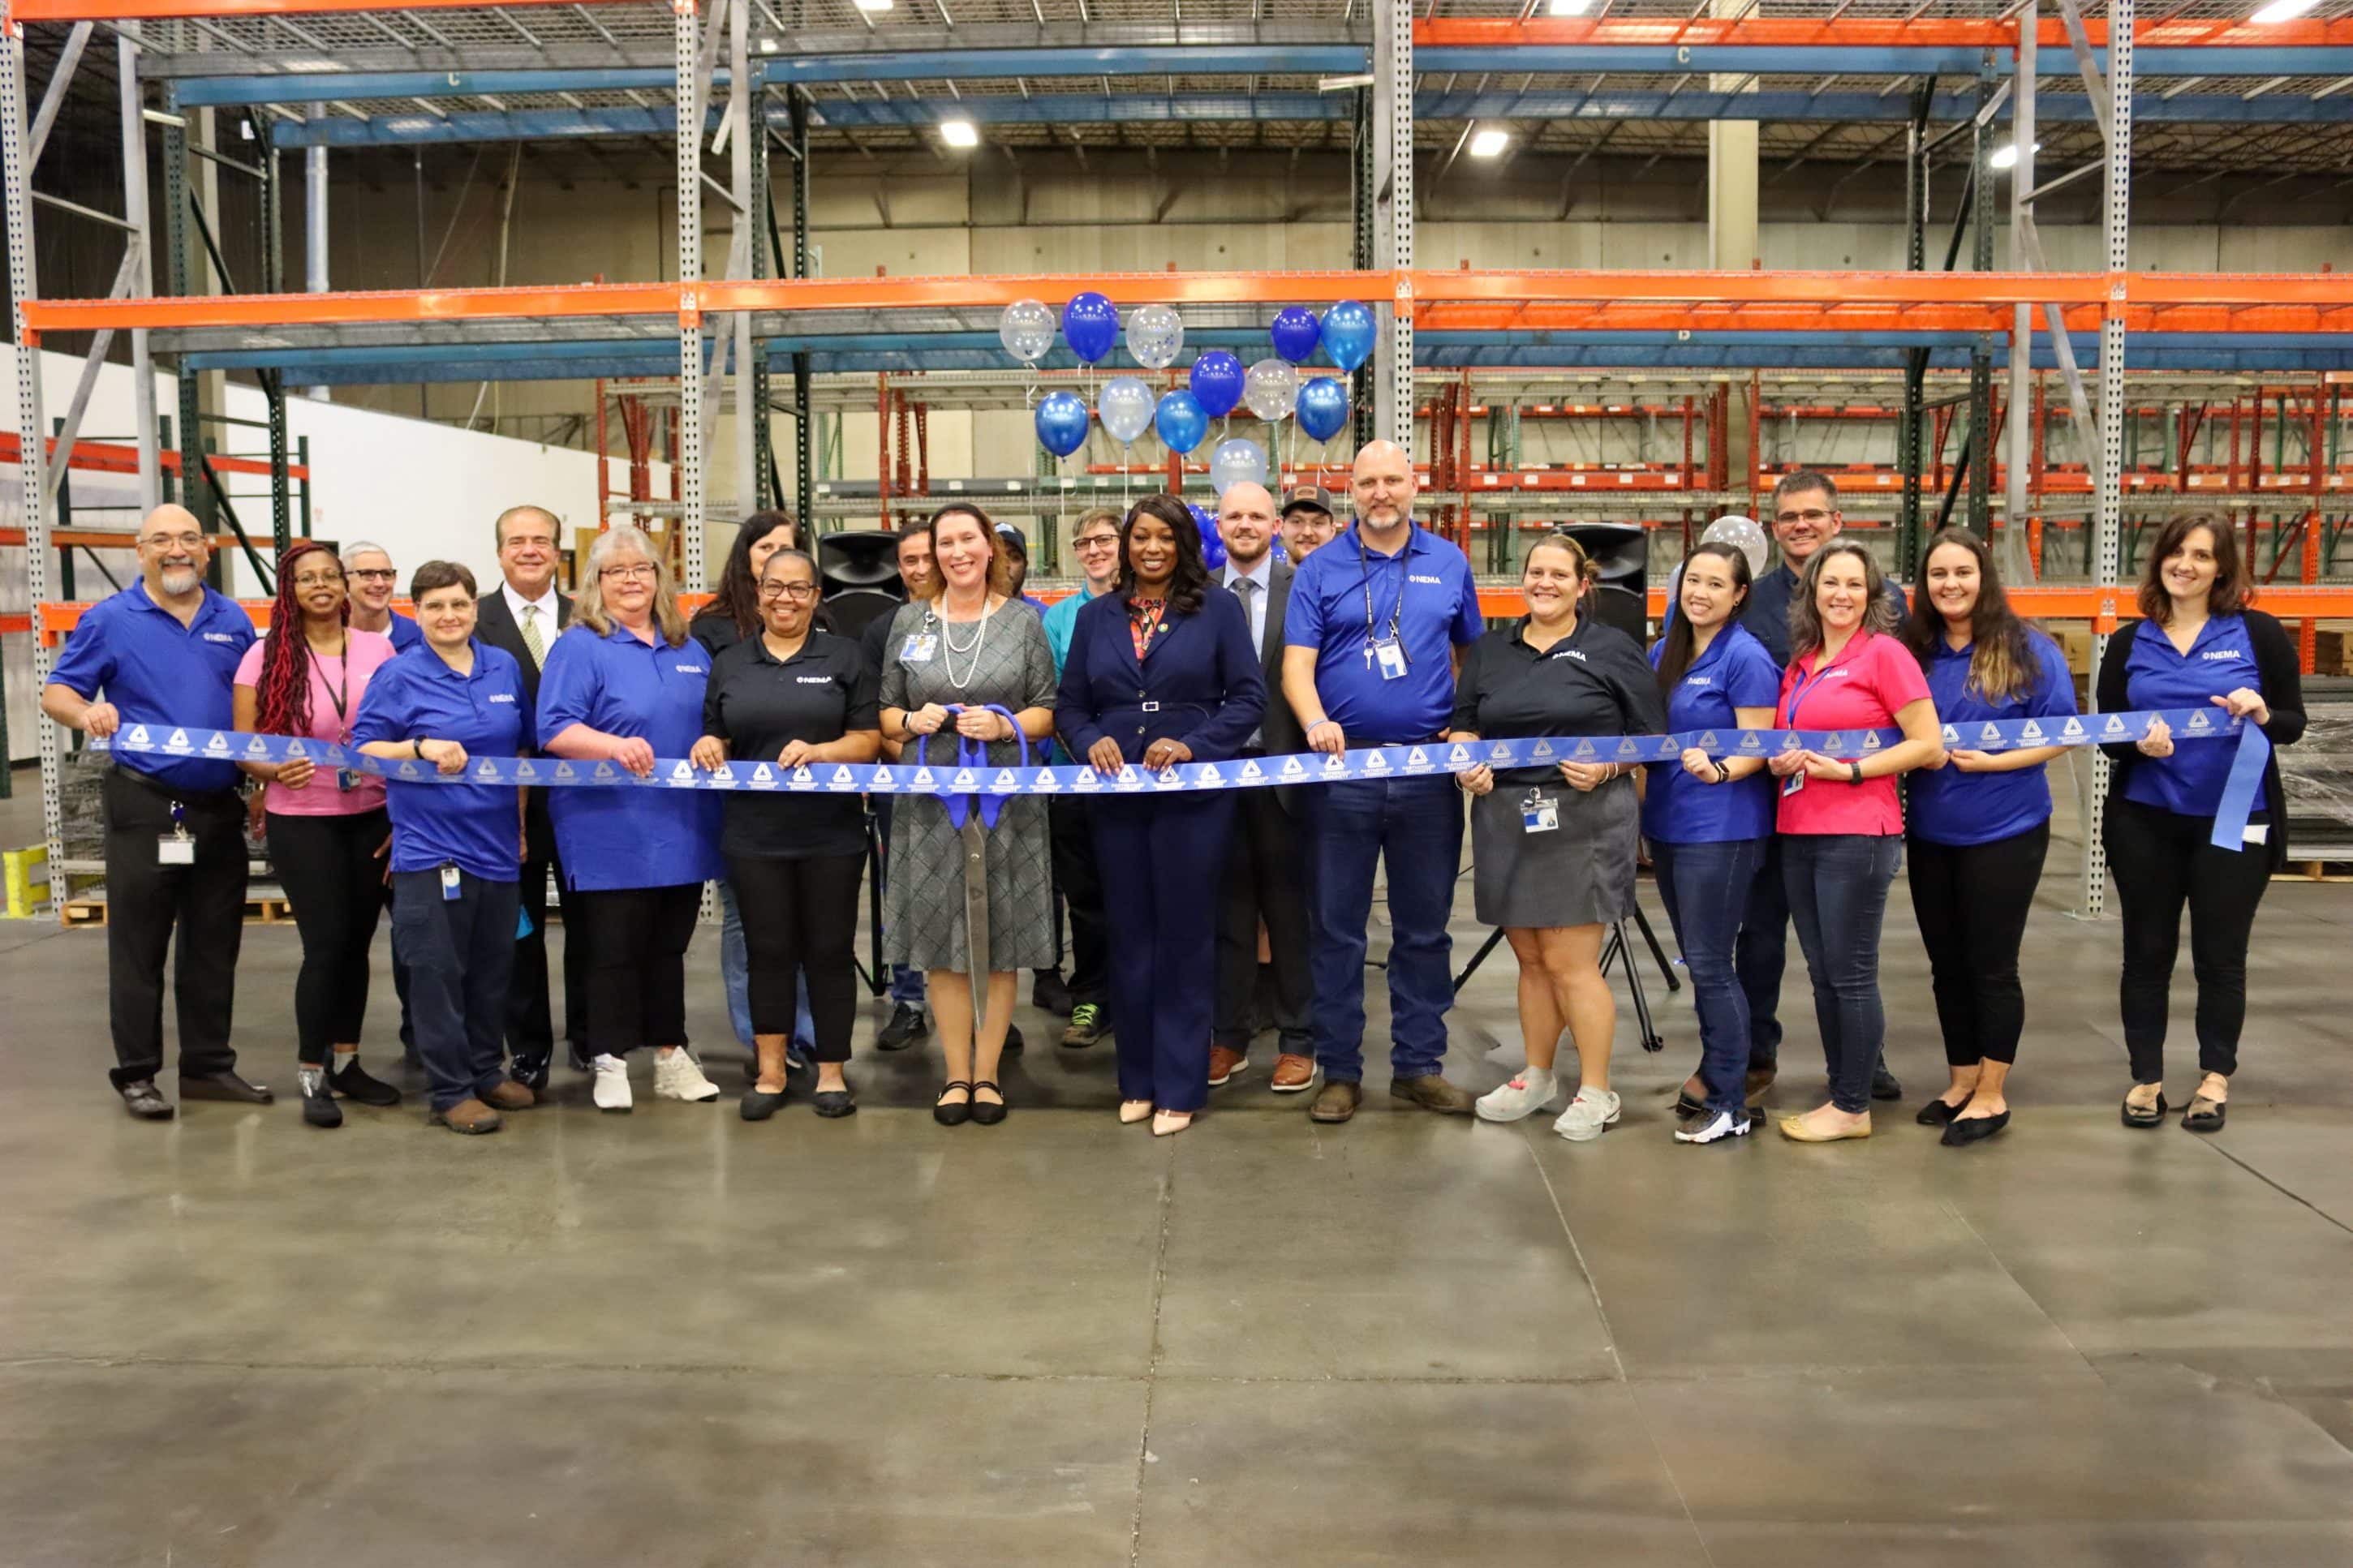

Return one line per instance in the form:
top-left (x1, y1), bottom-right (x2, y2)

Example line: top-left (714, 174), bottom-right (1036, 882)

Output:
top-left (319, 634), bottom-right (352, 739)
top-left (1356, 531), bottom-right (1410, 655)
top-left (1783, 650), bottom-right (1843, 728)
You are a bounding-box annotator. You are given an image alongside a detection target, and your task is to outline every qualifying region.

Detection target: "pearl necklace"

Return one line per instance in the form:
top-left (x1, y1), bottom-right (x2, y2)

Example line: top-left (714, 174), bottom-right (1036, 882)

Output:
top-left (940, 595), bottom-right (992, 690)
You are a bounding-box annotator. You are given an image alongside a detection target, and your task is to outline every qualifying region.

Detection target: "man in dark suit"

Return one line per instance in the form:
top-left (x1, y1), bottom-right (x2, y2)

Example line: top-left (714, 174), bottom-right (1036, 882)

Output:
top-left (1209, 481), bottom-right (1317, 1094)
top-left (471, 504), bottom-right (585, 1090)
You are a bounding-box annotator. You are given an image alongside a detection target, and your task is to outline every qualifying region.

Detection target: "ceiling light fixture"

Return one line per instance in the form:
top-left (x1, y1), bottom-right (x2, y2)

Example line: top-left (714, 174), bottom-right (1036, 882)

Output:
top-left (1547, 0), bottom-right (1594, 15)
top-left (853, 0), bottom-right (894, 12)
top-left (1988, 139), bottom-right (2041, 170)
top-left (940, 118), bottom-right (979, 148)
top-left (2251, 0), bottom-right (2320, 22)
top-left (1469, 127), bottom-right (1510, 158)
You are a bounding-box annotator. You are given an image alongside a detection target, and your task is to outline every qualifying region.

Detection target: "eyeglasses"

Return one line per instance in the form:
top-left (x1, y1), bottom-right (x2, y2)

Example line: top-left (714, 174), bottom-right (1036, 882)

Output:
top-left (600, 564), bottom-right (658, 582)
top-left (350, 568), bottom-right (398, 582)
top-left (1074, 535), bottom-right (1119, 551)
top-left (291, 573), bottom-right (346, 590)
top-left (141, 532), bottom-right (204, 550)
top-left (758, 581), bottom-right (819, 601)
top-left (1775, 509), bottom-right (1835, 526)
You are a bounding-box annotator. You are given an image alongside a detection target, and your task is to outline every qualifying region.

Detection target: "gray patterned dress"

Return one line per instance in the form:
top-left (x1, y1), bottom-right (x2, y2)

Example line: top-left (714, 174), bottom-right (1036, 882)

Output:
top-left (880, 598), bottom-right (1059, 972)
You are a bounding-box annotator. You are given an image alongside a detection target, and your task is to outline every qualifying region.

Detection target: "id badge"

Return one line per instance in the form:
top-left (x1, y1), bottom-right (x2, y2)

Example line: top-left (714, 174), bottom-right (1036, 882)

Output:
top-left (1521, 791), bottom-right (1559, 834)
top-left (1373, 638), bottom-right (1408, 681)
top-left (900, 633), bottom-right (938, 664)
top-left (440, 864), bottom-right (462, 901)
top-left (1781, 771), bottom-right (1806, 798)
top-left (336, 769), bottom-right (361, 793)
top-left (157, 832), bottom-right (196, 866)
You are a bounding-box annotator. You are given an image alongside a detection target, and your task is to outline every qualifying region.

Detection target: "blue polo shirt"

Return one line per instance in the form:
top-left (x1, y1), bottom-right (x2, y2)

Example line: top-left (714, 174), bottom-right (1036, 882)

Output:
top-left (49, 582), bottom-right (256, 795)
top-left (1909, 632), bottom-right (2078, 847)
top-left (1285, 522), bottom-right (1485, 742)
top-left (536, 621), bottom-right (722, 891)
top-left (1641, 621), bottom-right (1782, 844)
top-left (1741, 560), bottom-right (1909, 667)
top-left (2121, 615), bottom-right (2265, 818)
top-left (350, 639), bottom-right (532, 880)
top-left (384, 612), bottom-right (426, 655)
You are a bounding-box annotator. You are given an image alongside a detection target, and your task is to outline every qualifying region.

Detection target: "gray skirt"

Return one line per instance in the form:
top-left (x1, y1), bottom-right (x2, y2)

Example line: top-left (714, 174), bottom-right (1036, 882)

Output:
top-left (1469, 773), bottom-right (1641, 930)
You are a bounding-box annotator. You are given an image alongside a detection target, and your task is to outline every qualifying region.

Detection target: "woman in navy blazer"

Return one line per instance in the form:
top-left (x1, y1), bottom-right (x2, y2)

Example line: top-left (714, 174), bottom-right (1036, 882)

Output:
top-left (1056, 495), bottom-right (1266, 1136)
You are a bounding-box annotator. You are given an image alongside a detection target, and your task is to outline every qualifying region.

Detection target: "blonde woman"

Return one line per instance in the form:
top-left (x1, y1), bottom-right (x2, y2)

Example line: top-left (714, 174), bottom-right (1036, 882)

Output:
top-left (537, 525), bottom-right (725, 1114)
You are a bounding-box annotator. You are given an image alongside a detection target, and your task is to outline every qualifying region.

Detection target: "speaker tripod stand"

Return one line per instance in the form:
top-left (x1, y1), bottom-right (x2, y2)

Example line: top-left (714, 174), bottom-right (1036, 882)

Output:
top-left (1450, 901), bottom-right (1681, 1054)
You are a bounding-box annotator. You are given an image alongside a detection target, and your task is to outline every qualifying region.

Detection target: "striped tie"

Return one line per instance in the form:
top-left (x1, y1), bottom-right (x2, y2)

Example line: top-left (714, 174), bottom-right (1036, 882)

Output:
top-left (520, 604), bottom-right (546, 668)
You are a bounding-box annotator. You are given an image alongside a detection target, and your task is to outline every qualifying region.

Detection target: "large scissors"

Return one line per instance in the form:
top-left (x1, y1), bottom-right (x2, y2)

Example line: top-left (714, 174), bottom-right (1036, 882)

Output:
top-left (915, 703), bottom-right (1030, 1035)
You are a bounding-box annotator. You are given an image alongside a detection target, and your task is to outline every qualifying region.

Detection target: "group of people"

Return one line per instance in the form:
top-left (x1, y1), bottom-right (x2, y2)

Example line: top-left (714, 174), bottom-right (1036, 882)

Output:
top-left (41, 449), bottom-right (2302, 1145)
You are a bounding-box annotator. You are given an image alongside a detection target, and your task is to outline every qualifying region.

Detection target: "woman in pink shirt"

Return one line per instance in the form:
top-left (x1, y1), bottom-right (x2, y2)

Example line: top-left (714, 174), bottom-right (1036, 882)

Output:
top-left (1765, 539), bottom-right (1942, 1143)
top-left (234, 542), bottom-right (404, 1130)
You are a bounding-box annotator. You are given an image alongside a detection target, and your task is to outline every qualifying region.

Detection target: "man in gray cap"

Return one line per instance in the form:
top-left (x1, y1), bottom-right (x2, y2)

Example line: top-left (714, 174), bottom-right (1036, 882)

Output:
top-left (1279, 483), bottom-right (1339, 563)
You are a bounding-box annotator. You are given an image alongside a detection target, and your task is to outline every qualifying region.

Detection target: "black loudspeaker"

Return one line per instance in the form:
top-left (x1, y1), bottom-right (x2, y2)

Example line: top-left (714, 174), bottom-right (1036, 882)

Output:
top-left (1557, 522), bottom-right (1648, 644)
top-left (818, 531), bottom-right (906, 641)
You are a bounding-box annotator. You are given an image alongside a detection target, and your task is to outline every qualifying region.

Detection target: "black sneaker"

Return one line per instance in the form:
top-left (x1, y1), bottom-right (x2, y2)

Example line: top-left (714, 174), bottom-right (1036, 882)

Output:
top-left (1871, 1062), bottom-right (1903, 1102)
top-left (116, 1079), bottom-right (174, 1121)
top-left (300, 1073), bottom-right (343, 1129)
top-left (876, 1003), bottom-right (928, 1052)
top-left (329, 1059), bottom-right (402, 1107)
top-left (1004, 1023), bottom-right (1026, 1053)
top-left (1031, 970), bottom-right (1075, 1017)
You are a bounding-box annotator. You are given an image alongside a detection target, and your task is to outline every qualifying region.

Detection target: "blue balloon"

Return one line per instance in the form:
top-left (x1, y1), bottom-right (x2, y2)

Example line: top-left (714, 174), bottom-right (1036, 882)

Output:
top-left (1155, 389), bottom-right (1208, 455)
top-left (1296, 376), bottom-right (1351, 443)
top-left (1189, 503), bottom-right (1227, 573)
top-left (1320, 299), bottom-right (1375, 373)
top-left (1034, 390), bottom-right (1091, 458)
top-left (1061, 291), bottom-right (1119, 364)
top-left (1188, 351), bottom-right (1244, 420)
top-left (1269, 306), bottom-right (1322, 366)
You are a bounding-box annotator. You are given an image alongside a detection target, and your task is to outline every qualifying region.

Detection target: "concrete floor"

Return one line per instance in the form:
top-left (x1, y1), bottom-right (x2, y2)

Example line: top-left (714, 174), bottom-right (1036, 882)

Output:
top-left (3, 769), bottom-right (2352, 1565)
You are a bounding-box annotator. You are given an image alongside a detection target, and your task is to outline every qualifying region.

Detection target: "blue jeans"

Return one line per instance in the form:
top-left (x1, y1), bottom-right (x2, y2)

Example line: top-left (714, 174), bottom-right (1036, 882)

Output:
top-left (1301, 774), bottom-right (1464, 1085)
top-left (718, 879), bottom-right (812, 1054)
top-left (1651, 836), bottom-right (1769, 1117)
top-left (1782, 834), bottom-right (1902, 1114)
top-left (1733, 833), bottom-right (1787, 1069)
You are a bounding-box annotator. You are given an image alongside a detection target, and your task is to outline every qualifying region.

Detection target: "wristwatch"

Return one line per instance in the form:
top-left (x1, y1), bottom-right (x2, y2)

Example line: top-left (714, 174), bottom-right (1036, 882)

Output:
top-left (1847, 761), bottom-right (1864, 785)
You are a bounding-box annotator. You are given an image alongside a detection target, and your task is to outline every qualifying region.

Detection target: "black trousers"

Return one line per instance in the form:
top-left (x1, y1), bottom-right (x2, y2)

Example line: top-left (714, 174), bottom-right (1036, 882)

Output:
top-left (1906, 822), bottom-right (2049, 1068)
top-left (509, 835), bottom-right (587, 1072)
top-left (2105, 796), bottom-right (2273, 1081)
top-left (1047, 794), bottom-right (1112, 1005)
top-left (266, 808), bottom-right (389, 1065)
top-left (725, 851), bottom-right (863, 1062)
top-left (391, 868), bottom-right (518, 1113)
top-left (99, 770), bottom-right (247, 1089)
top-left (575, 883), bottom-right (701, 1059)
top-left (1214, 783), bottom-right (1312, 1055)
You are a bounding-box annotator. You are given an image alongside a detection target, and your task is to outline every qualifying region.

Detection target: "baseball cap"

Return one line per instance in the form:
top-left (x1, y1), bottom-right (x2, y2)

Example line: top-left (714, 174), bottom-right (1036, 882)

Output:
top-left (1281, 483), bottom-right (1334, 518)
top-left (993, 522), bottom-right (1030, 560)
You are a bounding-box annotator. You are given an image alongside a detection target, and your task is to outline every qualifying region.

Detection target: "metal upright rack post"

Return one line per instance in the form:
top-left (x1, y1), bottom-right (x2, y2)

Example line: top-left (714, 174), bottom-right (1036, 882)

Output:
top-left (2081, 0), bottom-right (2135, 920)
top-left (1373, 0), bottom-right (1412, 453)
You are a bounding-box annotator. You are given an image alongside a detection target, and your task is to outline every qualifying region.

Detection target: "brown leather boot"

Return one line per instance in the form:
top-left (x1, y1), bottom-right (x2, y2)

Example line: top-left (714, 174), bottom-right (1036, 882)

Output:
top-left (429, 1098), bottom-right (503, 1135)
top-left (1389, 1075), bottom-right (1476, 1115)
top-left (1308, 1080), bottom-right (1361, 1123)
top-left (484, 1080), bottom-right (536, 1111)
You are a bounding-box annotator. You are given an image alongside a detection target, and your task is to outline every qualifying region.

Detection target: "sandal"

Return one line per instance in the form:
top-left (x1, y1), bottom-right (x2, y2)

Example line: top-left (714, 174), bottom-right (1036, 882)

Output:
top-left (970, 1079), bottom-right (1008, 1127)
top-left (933, 1080), bottom-right (973, 1128)
top-left (2181, 1094), bottom-right (2226, 1133)
top-left (2120, 1090), bottom-right (2168, 1129)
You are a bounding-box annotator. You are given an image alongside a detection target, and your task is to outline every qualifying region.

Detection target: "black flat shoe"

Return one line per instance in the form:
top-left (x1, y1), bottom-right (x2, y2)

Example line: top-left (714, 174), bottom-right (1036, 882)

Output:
top-left (740, 1087), bottom-right (787, 1122)
top-left (179, 1069), bottom-right (273, 1105)
top-left (2121, 1090), bottom-right (2169, 1128)
top-left (969, 1080), bottom-right (1008, 1127)
top-left (116, 1079), bottom-right (174, 1121)
top-left (1941, 1110), bottom-right (2009, 1146)
top-left (1002, 1025), bottom-right (1026, 1054)
top-left (934, 1080), bottom-right (974, 1127)
top-left (1916, 1096), bottom-right (1971, 1127)
top-left (329, 1059), bottom-right (402, 1107)
top-left (1870, 1063), bottom-right (1903, 1102)
top-left (2181, 1095), bottom-right (2226, 1133)
top-left (813, 1089), bottom-right (857, 1119)
top-left (301, 1077), bottom-right (344, 1129)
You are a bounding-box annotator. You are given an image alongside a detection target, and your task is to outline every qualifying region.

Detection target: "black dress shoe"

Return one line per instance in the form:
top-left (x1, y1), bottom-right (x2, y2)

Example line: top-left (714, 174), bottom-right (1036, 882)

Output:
top-left (1003, 1024), bottom-right (1026, 1053)
top-left (740, 1087), bottom-right (786, 1122)
top-left (2122, 1090), bottom-right (2169, 1128)
top-left (179, 1069), bottom-right (273, 1105)
top-left (1870, 1063), bottom-right (1903, 1102)
top-left (1030, 971), bottom-right (1075, 1017)
top-left (117, 1079), bottom-right (174, 1120)
top-left (510, 1054), bottom-right (551, 1095)
top-left (934, 1080), bottom-right (974, 1127)
top-left (812, 1089), bottom-right (857, 1119)
top-left (1941, 1110), bottom-right (2009, 1146)
top-left (300, 1076), bottom-right (343, 1129)
top-left (566, 1041), bottom-right (591, 1073)
top-left (329, 1059), bottom-right (402, 1107)
top-left (1916, 1096), bottom-right (1970, 1127)
top-left (876, 1003), bottom-right (928, 1052)
top-left (969, 1080), bottom-right (1008, 1126)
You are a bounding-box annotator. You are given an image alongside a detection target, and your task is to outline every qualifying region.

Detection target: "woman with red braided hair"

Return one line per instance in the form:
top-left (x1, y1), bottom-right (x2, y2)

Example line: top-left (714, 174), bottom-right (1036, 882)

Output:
top-left (233, 541), bottom-right (406, 1129)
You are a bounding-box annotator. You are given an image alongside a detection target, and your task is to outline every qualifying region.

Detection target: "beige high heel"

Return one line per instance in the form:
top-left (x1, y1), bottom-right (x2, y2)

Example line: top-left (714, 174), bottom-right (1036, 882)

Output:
top-left (1152, 1110), bottom-right (1194, 1137)
top-left (1119, 1100), bottom-right (1154, 1125)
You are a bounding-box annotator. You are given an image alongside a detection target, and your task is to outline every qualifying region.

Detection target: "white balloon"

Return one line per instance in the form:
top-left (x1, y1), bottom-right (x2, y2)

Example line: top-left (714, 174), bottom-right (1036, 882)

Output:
top-left (1125, 303), bottom-right (1186, 371)
top-left (1098, 376), bottom-right (1155, 446)
top-left (1209, 438), bottom-right (1269, 498)
top-left (1242, 359), bottom-right (1299, 422)
top-left (999, 299), bottom-right (1056, 364)
top-left (1701, 514), bottom-right (1770, 579)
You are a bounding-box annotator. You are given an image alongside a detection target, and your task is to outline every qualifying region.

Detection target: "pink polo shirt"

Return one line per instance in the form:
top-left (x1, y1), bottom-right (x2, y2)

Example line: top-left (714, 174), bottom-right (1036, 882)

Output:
top-left (1774, 629), bottom-right (1931, 837)
top-left (234, 628), bottom-right (398, 815)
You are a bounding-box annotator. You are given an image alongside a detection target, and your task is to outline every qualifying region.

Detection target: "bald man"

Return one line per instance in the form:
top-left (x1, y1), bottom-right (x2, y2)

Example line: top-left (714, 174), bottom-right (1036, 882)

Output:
top-left (1280, 441), bottom-right (1486, 1123)
top-left (1209, 481), bottom-right (1317, 1092)
top-left (44, 504), bottom-right (268, 1119)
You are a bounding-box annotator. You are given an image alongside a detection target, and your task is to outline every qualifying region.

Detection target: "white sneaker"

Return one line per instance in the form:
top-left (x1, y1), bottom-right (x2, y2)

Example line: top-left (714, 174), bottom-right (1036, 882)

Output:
top-left (1475, 1068), bottom-right (1559, 1123)
top-left (591, 1053), bottom-right (634, 1114)
top-left (1552, 1086), bottom-right (1621, 1142)
top-left (652, 1048), bottom-right (721, 1103)
top-left (1674, 1107), bottom-right (1753, 1145)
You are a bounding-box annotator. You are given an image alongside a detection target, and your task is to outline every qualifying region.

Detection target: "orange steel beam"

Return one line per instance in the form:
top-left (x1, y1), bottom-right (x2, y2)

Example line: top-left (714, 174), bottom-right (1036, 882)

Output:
top-left (1412, 17), bottom-right (2353, 49)
top-left (0, 430), bottom-right (306, 480)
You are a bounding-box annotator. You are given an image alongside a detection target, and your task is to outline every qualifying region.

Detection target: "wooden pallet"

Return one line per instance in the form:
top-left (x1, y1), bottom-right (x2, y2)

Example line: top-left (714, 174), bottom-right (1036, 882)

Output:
top-left (2273, 858), bottom-right (2353, 883)
top-left (60, 887), bottom-right (295, 927)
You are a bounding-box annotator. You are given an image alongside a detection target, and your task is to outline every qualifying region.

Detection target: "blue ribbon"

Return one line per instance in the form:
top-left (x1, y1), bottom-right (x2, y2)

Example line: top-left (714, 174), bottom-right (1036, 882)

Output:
top-left (91, 709), bottom-right (2245, 801)
top-left (2209, 720), bottom-right (2273, 852)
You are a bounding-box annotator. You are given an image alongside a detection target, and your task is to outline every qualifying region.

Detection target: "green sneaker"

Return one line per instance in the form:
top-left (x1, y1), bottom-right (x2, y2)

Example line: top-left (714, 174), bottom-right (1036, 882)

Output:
top-left (1061, 1003), bottom-right (1111, 1049)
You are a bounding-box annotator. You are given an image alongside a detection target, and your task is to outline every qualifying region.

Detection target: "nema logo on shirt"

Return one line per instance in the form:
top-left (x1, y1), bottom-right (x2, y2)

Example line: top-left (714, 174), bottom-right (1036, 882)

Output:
top-left (202, 632), bottom-right (239, 643)
top-left (488, 693), bottom-right (516, 703)
top-left (794, 676), bottom-right (831, 685)
top-left (2198, 650), bottom-right (2242, 660)
top-left (1409, 574), bottom-right (1444, 585)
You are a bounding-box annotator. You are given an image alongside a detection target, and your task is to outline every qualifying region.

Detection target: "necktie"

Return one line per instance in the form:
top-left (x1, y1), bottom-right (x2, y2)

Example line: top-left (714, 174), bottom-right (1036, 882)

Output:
top-left (520, 603), bottom-right (546, 669)
top-left (1235, 574), bottom-right (1261, 649)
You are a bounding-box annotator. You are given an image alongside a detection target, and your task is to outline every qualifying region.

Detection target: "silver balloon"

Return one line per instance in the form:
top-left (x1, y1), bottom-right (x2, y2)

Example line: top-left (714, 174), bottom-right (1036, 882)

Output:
top-left (1125, 303), bottom-right (1185, 371)
top-left (1098, 376), bottom-right (1155, 446)
top-left (1242, 359), bottom-right (1299, 423)
top-left (1701, 514), bottom-right (1770, 579)
top-left (999, 299), bottom-right (1056, 365)
top-left (1208, 438), bottom-right (1269, 497)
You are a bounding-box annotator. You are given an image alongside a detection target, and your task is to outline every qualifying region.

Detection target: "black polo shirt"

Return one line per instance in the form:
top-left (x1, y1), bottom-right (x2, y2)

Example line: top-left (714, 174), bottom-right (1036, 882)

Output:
top-left (1451, 616), bottom-right (1666, 788)
top-left (701, 629), bottom-right (880, 859)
